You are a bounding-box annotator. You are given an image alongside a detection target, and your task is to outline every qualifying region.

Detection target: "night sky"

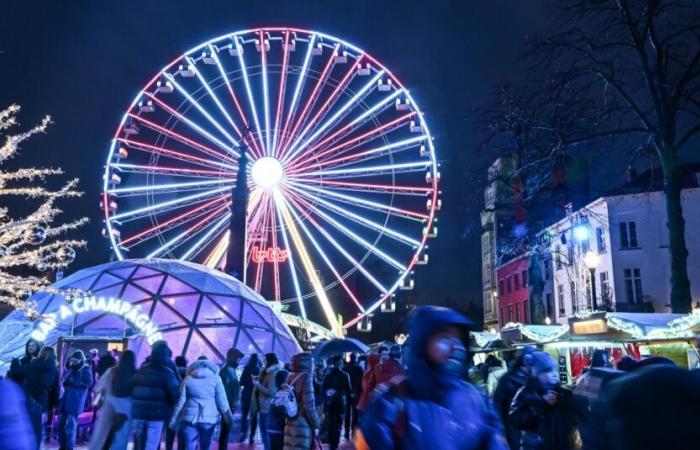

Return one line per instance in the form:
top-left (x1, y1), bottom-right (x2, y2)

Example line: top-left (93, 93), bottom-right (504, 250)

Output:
top-left (0, 1), bottom-right (548, 330)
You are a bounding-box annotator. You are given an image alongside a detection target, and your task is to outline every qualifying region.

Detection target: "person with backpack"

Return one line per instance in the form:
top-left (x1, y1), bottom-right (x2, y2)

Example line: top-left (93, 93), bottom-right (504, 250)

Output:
top-left (357, 306), bottom-right (508, 450)
top-left (268, 368), bottom-right (290, 450)
top-left (322, 355), bottom-right (352, 450)
top-left (218, 348), bottom-right (243, 449)
top-left (283, 352), bottom-right (319, 450)
top-left (57, 350), bottom-right (93, 450)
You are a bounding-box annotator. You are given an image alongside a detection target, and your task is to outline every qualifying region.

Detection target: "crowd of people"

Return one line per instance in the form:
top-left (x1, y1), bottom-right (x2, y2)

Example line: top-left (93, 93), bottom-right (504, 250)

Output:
top-left (0, 305), bottom-right (699, 450)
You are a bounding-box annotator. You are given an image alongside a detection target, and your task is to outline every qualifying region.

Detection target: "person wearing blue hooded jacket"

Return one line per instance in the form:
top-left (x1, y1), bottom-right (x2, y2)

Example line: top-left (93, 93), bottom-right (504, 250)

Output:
top-left (58, 350), bottom-right (93, 450)
top-left (357, 306), bottom-right (509, 450)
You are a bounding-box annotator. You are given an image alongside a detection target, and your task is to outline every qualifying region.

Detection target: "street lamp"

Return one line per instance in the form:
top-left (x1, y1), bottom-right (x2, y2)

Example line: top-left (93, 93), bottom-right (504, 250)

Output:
top-left (583, 251), bottom-right (601, 311)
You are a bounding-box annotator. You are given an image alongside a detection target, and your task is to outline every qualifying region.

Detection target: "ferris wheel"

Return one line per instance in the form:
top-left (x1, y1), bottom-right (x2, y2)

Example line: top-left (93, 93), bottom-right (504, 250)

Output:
top-left (101, 28), bottom-right (440, 335)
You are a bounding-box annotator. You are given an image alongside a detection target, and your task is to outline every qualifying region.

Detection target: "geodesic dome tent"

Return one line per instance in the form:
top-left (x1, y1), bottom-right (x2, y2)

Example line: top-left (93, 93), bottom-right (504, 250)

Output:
top-left (0, 259), bottom-right (300, 370)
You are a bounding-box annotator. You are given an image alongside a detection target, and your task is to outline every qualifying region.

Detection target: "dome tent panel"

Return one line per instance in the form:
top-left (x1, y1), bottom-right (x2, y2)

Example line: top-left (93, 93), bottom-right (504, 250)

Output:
top-left (107, 266), bottom-right (138, 280)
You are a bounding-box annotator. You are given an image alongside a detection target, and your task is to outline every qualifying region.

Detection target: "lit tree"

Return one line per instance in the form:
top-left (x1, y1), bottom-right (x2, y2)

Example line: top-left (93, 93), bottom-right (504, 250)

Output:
top-left (0, 104), bottom-right (87, 318)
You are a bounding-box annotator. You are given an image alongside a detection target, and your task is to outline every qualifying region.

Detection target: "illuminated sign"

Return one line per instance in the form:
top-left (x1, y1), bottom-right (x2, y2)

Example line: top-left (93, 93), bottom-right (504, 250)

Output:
top-left (572, 319), bottom-right (608, 335)
top-left (31, 296), bottom-right (163, 344)
top-left (252, 246), bottom-right (288, 263)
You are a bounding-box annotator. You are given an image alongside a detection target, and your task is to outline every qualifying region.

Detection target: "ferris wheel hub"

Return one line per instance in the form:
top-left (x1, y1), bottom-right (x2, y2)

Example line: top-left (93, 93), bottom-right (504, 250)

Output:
top-left (251, 157), bottom-right (284, 189)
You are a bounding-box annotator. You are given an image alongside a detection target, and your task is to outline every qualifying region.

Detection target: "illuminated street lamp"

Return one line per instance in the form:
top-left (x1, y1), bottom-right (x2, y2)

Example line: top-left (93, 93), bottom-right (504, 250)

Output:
top-left (583, 251), bottom-right (601, 311)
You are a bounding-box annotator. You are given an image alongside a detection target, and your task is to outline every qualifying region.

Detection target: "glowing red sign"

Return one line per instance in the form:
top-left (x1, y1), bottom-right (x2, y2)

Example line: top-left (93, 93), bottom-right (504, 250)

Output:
top-left (252, 246), bottom-right (288, 263)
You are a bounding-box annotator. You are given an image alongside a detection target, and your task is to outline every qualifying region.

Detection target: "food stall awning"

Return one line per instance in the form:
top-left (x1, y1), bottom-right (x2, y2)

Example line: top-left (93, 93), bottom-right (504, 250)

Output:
top-left (499, 322), bottom-right (569, 343)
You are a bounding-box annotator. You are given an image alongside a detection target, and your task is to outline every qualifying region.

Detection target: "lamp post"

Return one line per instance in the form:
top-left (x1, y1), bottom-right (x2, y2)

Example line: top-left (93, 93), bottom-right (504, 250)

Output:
top-left (583, 251), bottom-right (601, 311)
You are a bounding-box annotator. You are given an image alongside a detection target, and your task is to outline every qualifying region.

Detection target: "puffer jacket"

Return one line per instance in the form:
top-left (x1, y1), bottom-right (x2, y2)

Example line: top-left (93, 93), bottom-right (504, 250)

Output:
top-left (131, 342), bottom-right (180, 421)
top-left (283, 353), bottom-right (319, 450)
top-left (252, 362), bottom-right (283, 414)
top-left (494, 367), bottom-right (529, 448)
top-left (7, 339), bottom-right (41, 386)
top-left (60, 362), bottom-right (93, 415)
top-left (359, 306), bottom-right (509, 450)
top-left (22, 357), bottom-right (60, 411)
top-left (509, 379), bottom-right (577, 450)
top-left (357, 354), bottom-right (380, 411)
top-left (171, 359), bottom-right (230, 425)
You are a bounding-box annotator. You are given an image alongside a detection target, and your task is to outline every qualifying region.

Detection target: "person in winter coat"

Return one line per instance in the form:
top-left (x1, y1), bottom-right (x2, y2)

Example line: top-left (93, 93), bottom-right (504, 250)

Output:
top-left (169, 357), bottom-right (233, 450)
top-left (0, 377), bottom-right (38, 450)
top-left (22, 345), bottom-right (60, 447)
top-left (493, 345), bottom-right (536, 449)
top-left (218, 348), bottom-right (243, 449)
top-left (343, 353), bottom-right (363, 440)
top-left (130, 341), bottom-right (180, 450)
top-left (322, 355), bottom-right (352, 450)
top-left (58, 350), bottom-right (93, 450)
top-left (283, 352), bottom-right (320, 450)
top-left (356, 354), bottom-right (379, 412)
top-left (174, 356), bottom-right (188, 381)
top-left (95, 352), bottom-right (117, 378)
top-left (7, 338), bottom-right (42, 386)
top-left (509, 351), bottom-right (578, 450)
top-left (485, 355), bottom-right (507, 397)
top-left (252, 353), bottom-right (284, 450)
top-left (240, 353), bottom-right (261, 443)
top-left (357, 306), bottom-right (508, 450)
top-left (88, 350), bottom-right (136, 450)
top-left (267, 369), bottom-right (290, 450)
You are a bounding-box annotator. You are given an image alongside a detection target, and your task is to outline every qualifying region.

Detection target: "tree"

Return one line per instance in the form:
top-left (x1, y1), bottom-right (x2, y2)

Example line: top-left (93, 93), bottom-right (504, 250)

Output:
top-left (481, 0), bottom-right (700, 313)
top-left (0, 105), bottom-right (87, 318)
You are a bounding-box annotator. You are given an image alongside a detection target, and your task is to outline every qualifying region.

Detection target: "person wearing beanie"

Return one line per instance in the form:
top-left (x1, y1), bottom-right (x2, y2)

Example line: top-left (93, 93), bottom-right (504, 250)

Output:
top-left (218, 348), bottom-right (243, 449)
top-left (357, 306), bottom-right (508, 450)
top-left (493, 345), bottom-right (537, 448)
top-left (57, 349), bottom-right (93, 450)
top-left (509, 351), bottom-right (578, 450)
top-left (131, 341), bottom-right (180, 450)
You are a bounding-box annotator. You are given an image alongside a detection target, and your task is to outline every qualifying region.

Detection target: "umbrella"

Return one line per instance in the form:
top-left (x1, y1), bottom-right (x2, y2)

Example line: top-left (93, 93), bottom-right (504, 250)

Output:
top-left (312, 338), bottom-right (369, 360)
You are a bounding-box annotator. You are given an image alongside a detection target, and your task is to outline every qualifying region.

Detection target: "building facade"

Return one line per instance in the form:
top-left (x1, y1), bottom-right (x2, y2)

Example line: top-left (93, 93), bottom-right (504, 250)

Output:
top-left (496, 254), bottom-right (530, 328)
top-left (540, 188), bottom-right (700, 324)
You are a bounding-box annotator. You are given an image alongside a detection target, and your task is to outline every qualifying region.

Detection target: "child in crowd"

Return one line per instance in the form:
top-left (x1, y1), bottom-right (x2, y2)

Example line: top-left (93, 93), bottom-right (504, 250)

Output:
top-left (509, 351), bottom-right (579, 450)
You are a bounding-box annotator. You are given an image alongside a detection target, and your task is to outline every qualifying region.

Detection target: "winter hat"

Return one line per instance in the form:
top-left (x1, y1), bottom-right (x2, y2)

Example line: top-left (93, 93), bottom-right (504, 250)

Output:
top-left (71, 349), bottom-right (86, 363)
top-left (516, 345), bottom-right (537, 369)
top-left (389, 344), bottom-right (402, 359)
top-left (530, 351), bottom-right (556, 375)
top-left (226, 348), bottom-right (244, 364)
top-left (275, 369), bottom-right (289, 389)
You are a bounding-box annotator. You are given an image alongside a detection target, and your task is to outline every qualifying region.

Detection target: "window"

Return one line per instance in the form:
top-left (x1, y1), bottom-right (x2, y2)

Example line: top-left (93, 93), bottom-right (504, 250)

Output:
top-left (620, 222), bottom-right (638, 248)
top-left (544, 257), bottom-right (552, 280)
top-left (514, 273), bottom-right (520, 290)
top-left (507, 276), bottom-right (512, 293)
top-left (600, 271), bottom-right (611, 305)
top-left (554, 245), bottom-right (562, 270)
top-left (557, 285), bottom-right (565, 316)
top-left (501, 307), bottom-right (505, 326)
top-left (624, 268), bottom-right (643, 303)
top-left (523, 301), bottom-right (528, 322)
top-left (508, 305), bottom-right (513, 322)
top-left (499, 280), bottom-right (505, 296)
top-left (567, 244), bottom-right (574, 265)
top-left (581, 237), bottom-right (590, 252)
top-left (596, 227), bottom-right (606, 253)
top-left (570, 281), bottom-right (577, 313)
top-left (546, 293), bottom-right (554, 318)
top-left (516, 303), bottom-right (521, 322)
top-left (522, 270), bottom-right (528, 288)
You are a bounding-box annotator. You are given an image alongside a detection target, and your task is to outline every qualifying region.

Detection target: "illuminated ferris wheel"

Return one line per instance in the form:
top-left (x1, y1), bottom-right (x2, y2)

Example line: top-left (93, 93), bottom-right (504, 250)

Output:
top-left (101, 28), bottom-right (440, 334)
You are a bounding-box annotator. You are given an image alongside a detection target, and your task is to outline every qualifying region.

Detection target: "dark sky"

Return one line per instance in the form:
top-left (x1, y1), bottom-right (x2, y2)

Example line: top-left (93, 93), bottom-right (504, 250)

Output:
top-left (0, 1), bottom-right (547, 322)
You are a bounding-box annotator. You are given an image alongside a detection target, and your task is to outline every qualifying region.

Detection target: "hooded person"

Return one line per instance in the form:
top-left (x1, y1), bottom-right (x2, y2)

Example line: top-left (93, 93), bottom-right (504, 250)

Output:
top-left (169, 357), bottom-right (232, 450)
top-left (240, 353), bottom-right (261, 443)
top-left (58, 349), bottom-right (93, 450)
top-left (356, 354), bottom-right (380, 411)
top-left (343, 353), bottom-right (364, 439)
top-left (322, 355), bottom-right (352, 450)
top-left (22, 345), bottom-right (60, 446)
top-left (493, 345), bottom-right (536, 448)
top-left (131, 341), bottom-right (180, 450)
top-left (357, 306), bottom-right (508, 450)
top-left (509, 351), bottom-right (578, 450)
top-left (283, 352), bottom-right (320, 450)
top-left (7, 338), bottom-right (42, 386)
top-left (218, 348), bottom-right (243, 448)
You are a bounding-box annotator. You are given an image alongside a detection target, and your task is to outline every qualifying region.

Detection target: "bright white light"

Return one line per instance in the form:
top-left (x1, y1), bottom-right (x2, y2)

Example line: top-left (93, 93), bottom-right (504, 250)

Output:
top-left (251, 157), bottom-right (284, 188)
top-left (583, 251), bottom-right (601, 270)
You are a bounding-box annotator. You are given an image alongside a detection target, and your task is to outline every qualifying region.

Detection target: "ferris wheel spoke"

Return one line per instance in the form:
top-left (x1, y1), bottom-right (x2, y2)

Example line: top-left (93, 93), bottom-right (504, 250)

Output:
top-left (277, 33), bottom-right (316, 158)
top-left (259, 31), bottom-right (272, 156)
top-left (296, 160), bottom-right (432, 180)
top-left (107, 178), bottom-right (233, 197)
top-left (283, 69), bottom-right (383, 166)
top-left (180, 212), bottom-right (232, 261)
top-left (119, 195), bottom-right (228, 247)
top-left (278, 43), bottom-right (339, 161)
top-left (287, 185), bottom-right (420, 247)
top-left (128, 114), bottom-right (235, 164)
top-left (274, 190), bottom-right (341, 335)
top-left (282, 192), bottom-right (366, 312)
top-left (273, 194), bottom-right (307, 320)
top-left (270, 200), bottom-right (281, 301)
top-left (208, 43), bottom-right (265, 159)
top-left (111, 186), bottom-right (229, 222)
top-left (117, 138), bottom-right (236, 172)
top-left (146, 202), bottom-right (230, 258)
top-left (289, 89), bottom-right (404, 170)
top-left (234, 38), bottom-right (267, 156)
top-left (283, 190), bottom-right (389, 296)
top-left (271, 30), bottom-right (291, 157)
top-left (109, 163), bottom-right (232, 180)
top-left (291, 111), bottom-right (417, 171)
top-left (161, 74), bottom-right (240, 153)
top-left (293, 179), bottom-right (432, 196)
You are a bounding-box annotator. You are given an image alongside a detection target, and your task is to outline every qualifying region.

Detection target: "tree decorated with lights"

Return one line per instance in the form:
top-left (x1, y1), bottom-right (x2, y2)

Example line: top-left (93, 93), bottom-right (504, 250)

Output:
top-left (0, 105), bottom-right (87, 317)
